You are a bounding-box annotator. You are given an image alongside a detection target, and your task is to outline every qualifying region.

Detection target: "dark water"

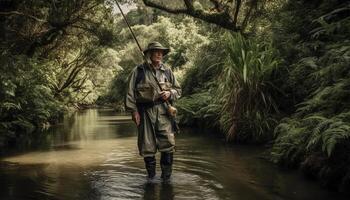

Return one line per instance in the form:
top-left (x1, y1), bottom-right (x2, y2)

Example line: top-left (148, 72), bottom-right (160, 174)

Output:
top-left (0, 109), bottom-right (347, 200)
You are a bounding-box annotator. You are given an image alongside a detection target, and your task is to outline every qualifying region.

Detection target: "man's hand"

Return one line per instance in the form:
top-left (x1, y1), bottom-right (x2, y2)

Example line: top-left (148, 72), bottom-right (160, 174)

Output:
top-left (132, 111), bottom-right (140, 126)
top-left (160, 91), bottom-right (171, 101)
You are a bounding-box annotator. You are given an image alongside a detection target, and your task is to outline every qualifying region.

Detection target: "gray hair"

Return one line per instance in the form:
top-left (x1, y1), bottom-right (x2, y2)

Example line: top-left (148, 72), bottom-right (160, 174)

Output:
top-left (145, 51), bottom-right (152, 63)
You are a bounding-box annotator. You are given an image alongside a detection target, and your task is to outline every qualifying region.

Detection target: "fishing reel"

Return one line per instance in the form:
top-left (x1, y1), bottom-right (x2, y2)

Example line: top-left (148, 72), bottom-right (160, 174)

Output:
top-left (168, 105), bottom-right (177, 117)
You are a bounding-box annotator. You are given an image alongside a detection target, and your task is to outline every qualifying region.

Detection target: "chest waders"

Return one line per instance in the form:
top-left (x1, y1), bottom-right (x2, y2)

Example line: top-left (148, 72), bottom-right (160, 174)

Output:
top-left (135, 64), bottom-right (174, 180)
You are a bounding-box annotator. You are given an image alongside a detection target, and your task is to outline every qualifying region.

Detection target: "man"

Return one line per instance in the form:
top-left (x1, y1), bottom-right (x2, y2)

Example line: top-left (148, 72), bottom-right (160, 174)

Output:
top-left (125, 42), bottom-right (181, 180)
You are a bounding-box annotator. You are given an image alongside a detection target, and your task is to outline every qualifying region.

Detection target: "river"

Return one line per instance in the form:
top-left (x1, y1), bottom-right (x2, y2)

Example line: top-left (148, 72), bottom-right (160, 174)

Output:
top-left (0, 109), bottom-right (347, 200)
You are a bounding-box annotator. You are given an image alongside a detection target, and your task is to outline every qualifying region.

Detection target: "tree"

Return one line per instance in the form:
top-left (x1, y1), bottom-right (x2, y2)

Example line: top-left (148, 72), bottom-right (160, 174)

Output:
top-left (141, 0), bottom-right (263, 32)
top-left (0, 0), bottom-right (120, 138)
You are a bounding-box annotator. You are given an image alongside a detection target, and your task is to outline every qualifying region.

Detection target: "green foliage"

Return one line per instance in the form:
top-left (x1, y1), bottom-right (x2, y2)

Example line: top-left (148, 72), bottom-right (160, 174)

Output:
top-left (176, 35), bottom-right (225, 128)
top-left (270, 119), bottom-right (308, 167)
top-left (305, 113), bottom-right (350, 157)
top-left (218, 33), bottom-right (280, 142)
top-left (0, 54), bottom-right (64, 136)
top-left (271, 111), bottom-right (350, 170)
top-left (177, 31), bottom-right (281, 143)
top-left (270, 0), bottom-right (350, 191)
top-left (180, 36), bottom-right (225, 95)
top-left (177, 91), bottom-right (220, 128)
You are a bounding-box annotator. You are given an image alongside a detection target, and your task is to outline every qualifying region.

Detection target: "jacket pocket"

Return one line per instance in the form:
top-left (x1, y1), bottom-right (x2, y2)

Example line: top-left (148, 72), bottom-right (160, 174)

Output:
top-left (135, 83), bottom-right (156, 103)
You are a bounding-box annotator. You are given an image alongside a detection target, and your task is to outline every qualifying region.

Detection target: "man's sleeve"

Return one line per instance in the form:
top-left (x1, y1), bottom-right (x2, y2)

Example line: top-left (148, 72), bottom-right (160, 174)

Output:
top-left (125, 67), bottom-right (138, 113)
top-left (169, 69), bottom-right (182, 101)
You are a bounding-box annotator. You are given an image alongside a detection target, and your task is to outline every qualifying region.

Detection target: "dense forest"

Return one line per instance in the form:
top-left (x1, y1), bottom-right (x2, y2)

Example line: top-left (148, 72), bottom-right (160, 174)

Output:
top-left (1, 0), bottom-right (349, 194)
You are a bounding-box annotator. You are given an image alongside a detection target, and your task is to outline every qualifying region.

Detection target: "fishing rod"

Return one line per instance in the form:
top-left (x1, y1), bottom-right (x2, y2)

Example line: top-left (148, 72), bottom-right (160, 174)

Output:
top-left (115, 1), bottom-right (178, 118)
top-left (115, 1), bottom-right (144, 57)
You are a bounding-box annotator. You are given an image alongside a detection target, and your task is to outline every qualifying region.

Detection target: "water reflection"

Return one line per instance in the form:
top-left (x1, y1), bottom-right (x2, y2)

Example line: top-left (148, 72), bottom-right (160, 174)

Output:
top-left (142, 182), bottom-right (174, 200)
top-left (0, 109), bottom-right (348, 200)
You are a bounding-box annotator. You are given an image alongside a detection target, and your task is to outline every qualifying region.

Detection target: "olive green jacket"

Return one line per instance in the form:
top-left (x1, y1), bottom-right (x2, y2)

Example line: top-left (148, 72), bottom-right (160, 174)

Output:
top-left (125, 63), bottom-right (181, 113)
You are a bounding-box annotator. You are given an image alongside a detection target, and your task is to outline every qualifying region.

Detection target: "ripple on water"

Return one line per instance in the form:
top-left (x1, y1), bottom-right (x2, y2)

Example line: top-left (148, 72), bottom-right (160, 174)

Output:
top-left (86, 148), bottom-right (224, 200)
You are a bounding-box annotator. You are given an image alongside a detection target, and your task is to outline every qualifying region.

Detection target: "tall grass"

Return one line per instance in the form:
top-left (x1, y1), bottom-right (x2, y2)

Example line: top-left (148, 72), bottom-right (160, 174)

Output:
top-left (218, 33), bottom-right (280, 142)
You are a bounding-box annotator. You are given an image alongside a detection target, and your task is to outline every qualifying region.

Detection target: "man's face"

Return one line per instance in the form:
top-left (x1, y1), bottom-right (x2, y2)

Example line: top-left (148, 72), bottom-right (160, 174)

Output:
top-left (150, 50), bottom-right (163, 63)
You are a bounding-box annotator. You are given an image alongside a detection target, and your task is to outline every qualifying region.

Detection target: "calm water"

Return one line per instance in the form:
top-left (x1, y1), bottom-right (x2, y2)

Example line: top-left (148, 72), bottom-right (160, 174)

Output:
top-left (0, 109), bottom-right (347, 200)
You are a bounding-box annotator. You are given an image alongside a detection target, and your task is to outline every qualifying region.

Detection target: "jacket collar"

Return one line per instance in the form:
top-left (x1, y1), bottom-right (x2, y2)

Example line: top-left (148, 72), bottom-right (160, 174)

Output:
top-left (158, 63), bottom-right (166, 71)
top-left (138, 62), bottom-right (165, 71)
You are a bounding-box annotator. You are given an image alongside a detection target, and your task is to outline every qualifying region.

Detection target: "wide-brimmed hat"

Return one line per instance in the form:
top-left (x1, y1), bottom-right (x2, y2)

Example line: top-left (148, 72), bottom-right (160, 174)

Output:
top-left (143, 42), bottom-right (170, 56)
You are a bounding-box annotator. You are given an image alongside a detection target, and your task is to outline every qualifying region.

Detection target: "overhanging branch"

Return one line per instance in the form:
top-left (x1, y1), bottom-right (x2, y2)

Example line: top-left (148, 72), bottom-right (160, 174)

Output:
top-left (0, 11), bottom-right (46, 23)
top-left (142, 0), bottom-right (187, 14)
top-left (142, 0), bottom-right (240, 31)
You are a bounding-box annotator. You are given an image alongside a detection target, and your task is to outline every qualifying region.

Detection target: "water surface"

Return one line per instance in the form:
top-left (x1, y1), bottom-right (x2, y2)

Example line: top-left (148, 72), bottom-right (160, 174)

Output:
top-left (0, 109), bottom-right (346, 200)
